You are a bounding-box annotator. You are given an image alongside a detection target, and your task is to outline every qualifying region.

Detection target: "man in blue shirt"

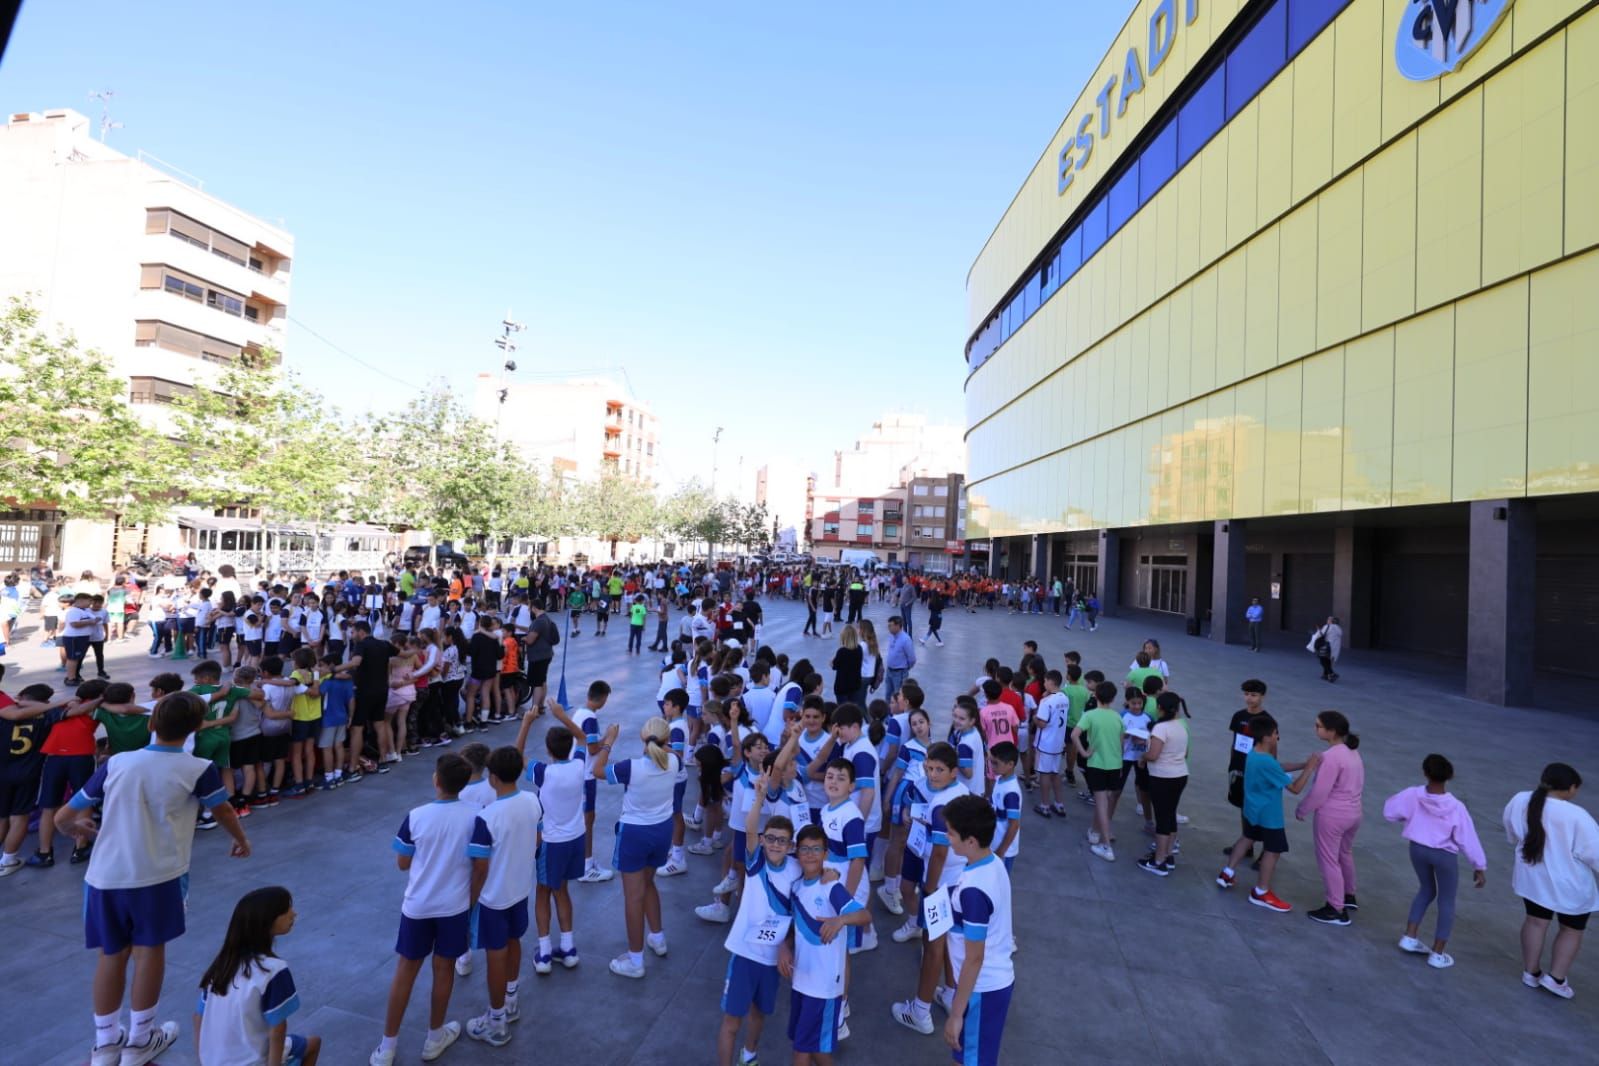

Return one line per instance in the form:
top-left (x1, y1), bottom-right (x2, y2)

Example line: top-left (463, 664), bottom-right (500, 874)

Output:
top-left (1245, 597), bottom-right (1265, 652)
top-left (882, 616), bottom-right (917, 702)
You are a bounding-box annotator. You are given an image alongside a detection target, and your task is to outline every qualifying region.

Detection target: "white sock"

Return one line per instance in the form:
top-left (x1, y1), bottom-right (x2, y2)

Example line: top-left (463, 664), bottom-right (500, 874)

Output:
top-left (693, 804), bottom-right (703, 821)
top-left (380, 1034), bottom-right (398, 1052)
top-left (560, 930), bottom-right (574, 951)
top-left (585, 857), bottom-right (597, 872)
top-left (912, 998), bottom-right (931, 1018)
top-left (427, 1026), bottom-right (448, 1044)
top-left (505, 979), bottom-right (519, 997)
top-left (128, 1006), bottom-right (156, 1044)
top-left (489, 1006), bottom-right (506, 1024)
top-left (884, 875), bottom-right (900, 893)
top-left (93, 1012), bottom-right (120, 1047)
top-left (1, 851), bottom-right (17, 864)
top-left (669, 846), bottom-right (684, 864)
top-left (628, 950), bottom-right (644, 967)
top-left (538, 936), bottom-right (552, 955)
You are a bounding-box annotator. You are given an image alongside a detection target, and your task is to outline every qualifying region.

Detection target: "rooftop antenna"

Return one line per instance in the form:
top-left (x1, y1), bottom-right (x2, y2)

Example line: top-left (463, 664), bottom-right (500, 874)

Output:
top-left (87, 89), bottom-right (121, 142)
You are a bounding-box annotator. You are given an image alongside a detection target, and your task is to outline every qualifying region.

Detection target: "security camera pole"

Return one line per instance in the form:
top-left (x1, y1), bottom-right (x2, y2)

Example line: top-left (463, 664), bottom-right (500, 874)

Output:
top-left (494, 313), bottom-right (524, 440)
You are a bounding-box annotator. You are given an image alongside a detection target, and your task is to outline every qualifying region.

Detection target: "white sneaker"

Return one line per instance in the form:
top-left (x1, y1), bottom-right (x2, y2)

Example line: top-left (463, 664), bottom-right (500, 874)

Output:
top-left (120, 1022), bottom-right (179, 1066)
top-left (1539, 973), bottom-right (1575, 999)
top-left (646, 933), bottom-right (668, 957)
top-left (684, 813), bottom-right (703, 829)
top-left (369, 1045), bottom-right (396, 1066)
top-left (1176, 813), bottom-right (1190, 825)
top-left (608, 953), bottom-right (645, 979)
top-left (0, 858), bottom-right (22, 877)
top-left (1522, 970), bottom-right (1542, 988)
top-left (890, 999), bottom-right (934, 1035)
top-left (877, 884), bottom-right (904, 915)
top-left (1086, 829), bottom-right (1102, 845)
top-left (1090, 843), bottom-right (1116, 862)
top-left (90, 1029), bottom-right (124, 1066)
top-left (687, 839), bottom-right (716, 855)
top-left (579, 865), bottom-right (615, 883)
top-left (504, 994), bottom-right (520, 1022)
top-left (1135, 803), bottom-right (1145, 817)
top-left (695, 900), bottom-right (732, 923)
top-left (533, 952), bottom-right (553, 975)
top-left (933, 985), bottom-right (954, 1013)
top-left (420, 1020), bottom-right (461, 1061)
top-left (892, 918), bottom-right (922, 943)
top-left (713, 871), bottom-right (739, 895)
top-left (849, 924), bottom-right (878, 954)
top-left (454, 952), bottom-right (473, 977)
top-left (1398, 936), bottom-right (1430, 955)
top-left (1428, 952), bottom-right (1455, 969)
top-left (466, 1012), bottom-right (511, 1047)
top-left (658, 858), bottom-right (689, 877)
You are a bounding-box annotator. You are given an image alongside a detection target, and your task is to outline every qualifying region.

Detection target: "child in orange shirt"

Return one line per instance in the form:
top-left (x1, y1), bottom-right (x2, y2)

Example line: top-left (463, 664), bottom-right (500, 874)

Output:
top-left (496, 630), bottom-right (521, 726)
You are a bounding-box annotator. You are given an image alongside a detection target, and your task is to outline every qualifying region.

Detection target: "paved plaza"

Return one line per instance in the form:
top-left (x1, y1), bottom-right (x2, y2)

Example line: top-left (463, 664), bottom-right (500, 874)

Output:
top-left (4, 596), bottom-right (1597, 1065)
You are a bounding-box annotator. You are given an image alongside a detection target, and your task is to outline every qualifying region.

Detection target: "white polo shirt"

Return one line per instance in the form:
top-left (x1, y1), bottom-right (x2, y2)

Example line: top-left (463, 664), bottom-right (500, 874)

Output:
top-left (70, 745), bottom-right (228, 890)
top-left (791, 876), bottom-right (862, 998)
top-left (477, 790), bottom-right (543, 911)
top-left (393, 799), bottom-right (493, 919)
top-left (727, 850), bottom-right (800, 966)
top-left (196, 956), bottom-right (300, 1066)
top-left (949, 854), bottom-right (1016, 993)
top-left (606, 754), bottom-right (679, 825)
top-left (526, 759), bottom-right (585, 843)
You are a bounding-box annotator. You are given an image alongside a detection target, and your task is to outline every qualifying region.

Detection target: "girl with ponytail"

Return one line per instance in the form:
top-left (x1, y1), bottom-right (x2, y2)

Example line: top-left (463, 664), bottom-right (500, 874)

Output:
top-left (1503, 763), bottom-right (1599, 999)
top-left (1295, 711), bottom-right (1365, 926)
top-left (588, 715), bottom-right (680, 980)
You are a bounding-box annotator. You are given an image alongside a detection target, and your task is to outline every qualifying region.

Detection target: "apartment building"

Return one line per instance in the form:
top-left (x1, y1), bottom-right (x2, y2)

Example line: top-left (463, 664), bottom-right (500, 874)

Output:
top-left (807, 488), bottom-right (907, 564)
top-left (905, 473), bottom-right (967, 574)
top-left (0, 108), bottom-right (294, 571)
top-left (473, 375), bottom-right (659, 484)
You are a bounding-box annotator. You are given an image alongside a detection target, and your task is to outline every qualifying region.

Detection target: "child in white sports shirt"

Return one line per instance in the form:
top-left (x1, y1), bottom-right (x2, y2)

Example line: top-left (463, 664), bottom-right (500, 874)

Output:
top-left (778, 823), bottom-right (871, 1064)
top-left (1031, 670), bottom-right (1071, 817)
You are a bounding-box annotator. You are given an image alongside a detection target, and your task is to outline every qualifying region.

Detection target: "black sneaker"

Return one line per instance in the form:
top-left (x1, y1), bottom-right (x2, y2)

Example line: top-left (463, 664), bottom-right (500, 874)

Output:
top-left (1343, 895), bottom-right (1359, 911)
top-left (1307, 904), bottom-right (1351, 926)
top-left (24, 850), bottom-right (54, 868)
top-left (70, 844), bottom-right (92, 864)
top-left (1136, 857), bottom-right (1170, 877)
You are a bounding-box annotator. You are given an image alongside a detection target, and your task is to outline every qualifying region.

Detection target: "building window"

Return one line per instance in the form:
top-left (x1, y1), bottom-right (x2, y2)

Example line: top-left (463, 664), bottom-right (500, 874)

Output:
top-left (882, 523), bottom-right (899, 538)
top-left (912, 484), bottom-right (929, 496)
top-left (932, 484), bottom-right (947, 497)
top-left (823, 520), bottom-right (840, 537)
top-left (135, 320), bottom-right (240, 364)
top-left (129, 376), bottom-right (194, 405)
top-left (857, 499), bottom-right (875, 513)
top-left (857, 523), bottom-right (874, 539)
top-left (0, 521), bottom-right (41, 563)
top-left (147, 208), bottom-right (254, 268)
top-left (646, 443), bottom-right (653, 456)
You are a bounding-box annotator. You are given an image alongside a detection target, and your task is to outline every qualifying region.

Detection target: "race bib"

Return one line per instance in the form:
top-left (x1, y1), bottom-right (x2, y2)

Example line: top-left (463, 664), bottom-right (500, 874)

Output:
top-left (910, 802), bottom-right (930, 824)
top-left (747, 914), bottom-right (792, 947)
top-left (789, 804), bottom-right (812, 829)
top-left (1232, 733), bottom-right (1253, 755)
top-left (922, 886), bottom-right (953, 941)
top-left (907, 820), bottom-right (930, 858)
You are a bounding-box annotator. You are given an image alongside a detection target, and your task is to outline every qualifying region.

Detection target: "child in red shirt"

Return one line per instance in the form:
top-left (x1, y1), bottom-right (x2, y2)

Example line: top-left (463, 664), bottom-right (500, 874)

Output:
top-left (28, 678), bottom-right (106, 867)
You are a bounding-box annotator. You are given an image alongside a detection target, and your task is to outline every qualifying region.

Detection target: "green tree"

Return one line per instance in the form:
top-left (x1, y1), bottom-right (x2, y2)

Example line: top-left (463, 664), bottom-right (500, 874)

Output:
top-left (660, 478), bottom-right (729, 558)
top-left (727, 500), bottom-right (771, 553)
top-left (169, 351), bottom-right (358, 573)
top-left (574, 468), bottom-right (659, 560)
top-left (0, 297), bottom-right (173, 524)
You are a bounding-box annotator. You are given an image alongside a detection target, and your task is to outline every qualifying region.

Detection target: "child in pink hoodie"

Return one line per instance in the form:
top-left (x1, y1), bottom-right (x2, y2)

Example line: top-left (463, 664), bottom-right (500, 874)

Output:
top-left (1383, 753), bottom-right (1488, 969)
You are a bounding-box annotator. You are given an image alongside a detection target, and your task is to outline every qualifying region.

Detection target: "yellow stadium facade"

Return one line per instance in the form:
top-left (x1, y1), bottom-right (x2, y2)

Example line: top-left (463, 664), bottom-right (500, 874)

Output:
top-left (963, 0), bottom-right (1599, 701)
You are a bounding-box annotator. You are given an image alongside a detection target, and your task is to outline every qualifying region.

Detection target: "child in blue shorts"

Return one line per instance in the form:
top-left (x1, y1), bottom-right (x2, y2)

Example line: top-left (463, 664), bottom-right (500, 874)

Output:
top-left (780, 823), bottom-right (871, 1065)
top-left (940, 794), bottom-right (1016, 1066)
top-left (717, 772), bottom-right (799, 1066)
top-left (371, 753), bottom-right (492, 1066)
top-left (518, 719), bottom-right (585, 973)
top-left (195, 886), bottom-right (321, 1065)
top-left (56, 691), bottom-right (250, 1066)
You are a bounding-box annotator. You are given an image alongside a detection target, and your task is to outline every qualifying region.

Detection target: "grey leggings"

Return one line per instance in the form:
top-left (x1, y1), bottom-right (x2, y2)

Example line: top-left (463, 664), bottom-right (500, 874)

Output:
top-left (1408, 841), bottom-right (1460, 941)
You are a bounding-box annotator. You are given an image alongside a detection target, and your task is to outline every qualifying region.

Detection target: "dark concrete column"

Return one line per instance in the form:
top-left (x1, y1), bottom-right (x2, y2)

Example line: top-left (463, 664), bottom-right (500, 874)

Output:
top-left (1267, 551), bottom-right (1286, 631)
top-left (1097, 529), bottom-right (1121, 616)
top-left (1466, 499), bottom-right (1535, 705)
top-left (1031, 535), bottom-right (1048, 583)
top-left (1211, 519), bottom-right (1247, 645)
top-left (1332, 526), bottom-right (1375, 649)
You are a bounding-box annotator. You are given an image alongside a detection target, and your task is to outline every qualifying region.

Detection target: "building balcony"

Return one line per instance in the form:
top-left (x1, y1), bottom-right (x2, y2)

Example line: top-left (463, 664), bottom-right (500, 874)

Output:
top-left (145, 234), bottom-right (289, 308)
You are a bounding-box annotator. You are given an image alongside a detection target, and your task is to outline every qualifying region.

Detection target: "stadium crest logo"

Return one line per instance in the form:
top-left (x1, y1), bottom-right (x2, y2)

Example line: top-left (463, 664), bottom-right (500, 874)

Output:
top-left (1395, 0), bottom-right (1514, 81)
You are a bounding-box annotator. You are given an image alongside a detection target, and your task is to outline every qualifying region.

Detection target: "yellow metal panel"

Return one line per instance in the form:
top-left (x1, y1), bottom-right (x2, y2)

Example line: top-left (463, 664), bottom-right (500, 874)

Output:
top-left (1147, 302), bottom-right (1171, 415)
top-left (1140, 416), bottom-right (1164, 526)
top-left (1227, 101), bottom-right (1261, 250)
top-left (1317, 171), bottom-right (1364, 348)
top-left (1569, 11), bottom-right (1599, 250)
top-left (1208, 388), bottom-right (1236, 518)
top-left (1136, 197), bottom-right (1159, 313)
top-left (1166, 284), bottom-right (1193, 408)
top-left (1256, 67), bottom-right (1295, 228)
top-left (1361, 132), bottom-right (1418, 333)
top-left (1082, 348), bottom-right (1104, 437)
top-left (1174, 158), bottom-right (1203, 282)
top-left (1342, 329), bottom-right (1395, 509)
top-left (1189, 267), bottom-right (1219, 399)
top-left (1333, 0), bottom-right (1384, 175)
top-left (1514, 0), bottom-right (1585, 50)
top-left (1121, 423), bottom-right (1144, 528)
top-left (1152, 182), bottom-right (1178, 300)
top-left (1200, 131), bottom-right (1232, 269)
top-left (1381, 0), bottom-right (1441, 139)
top-left (1528, 251), bottom-right (1599, 495)
top-left (1090, 247), bottom-right (1114, 348)
top-left (1483, 33), bottom-right (1566, 285)
top-left (1103, 432), bottom-right (1125, 528)
top-left (1180, 400), bottom-right (1208, 523)
top-left (1392, 306), bottom-right (1454, 505)
top-left (1262, 363), bottom-right (1303, 515)
top-left (1129, 314), bottom-right (1153, 422)
top-left (1215, 251), bottom-right (1247, 388)
top-left (1244, 227), bottom-right (1280, 379)
top-left (1416, 88), bottom-right (1483, 310)
top-left (1453, 278), bottom-right (1529, 500)
top-left (1292, 29), bottom-right (1336, 204)
top-left (1111, 329), bottom-right (1133, 431)
top-left (1300, 347), bottom-right (1346, 513)
top-left (1277, 202), bottom-right (1319, 364)
top-left (1120, 219), bottom-right (1141, 326)
top-left (1231, 376), bottom-right (1267, 518)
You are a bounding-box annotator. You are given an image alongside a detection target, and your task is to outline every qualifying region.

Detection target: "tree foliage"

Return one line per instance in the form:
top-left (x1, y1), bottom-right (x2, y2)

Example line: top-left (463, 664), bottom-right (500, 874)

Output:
top-left (573, 468), bottom-right (659, 559)
top-left (0, 298), bottom-right (173, 523)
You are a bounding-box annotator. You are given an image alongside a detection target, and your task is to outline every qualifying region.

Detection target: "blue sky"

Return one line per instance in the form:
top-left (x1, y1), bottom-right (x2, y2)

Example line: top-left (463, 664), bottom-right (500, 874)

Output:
top-left (0, 0), bottom-right (1127, 486)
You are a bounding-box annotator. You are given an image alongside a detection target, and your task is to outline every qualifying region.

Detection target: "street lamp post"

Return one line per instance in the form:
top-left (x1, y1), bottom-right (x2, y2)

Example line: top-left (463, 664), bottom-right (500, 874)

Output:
top-left (494, 315), bottom-right (524, 440)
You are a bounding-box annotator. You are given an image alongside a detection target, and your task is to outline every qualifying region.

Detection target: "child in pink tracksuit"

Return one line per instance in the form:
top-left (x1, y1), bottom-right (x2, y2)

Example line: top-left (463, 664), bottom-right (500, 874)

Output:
top-left (1295, 711), bottom-right (1364, 925)
top-left (1383, 753), bottom-right (1487, 969)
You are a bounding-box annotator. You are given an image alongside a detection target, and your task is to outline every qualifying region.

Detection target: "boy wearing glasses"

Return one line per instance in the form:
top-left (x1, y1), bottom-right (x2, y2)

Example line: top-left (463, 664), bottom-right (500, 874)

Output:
top-left (778, 824), bottom-right (871, 1066)
top-left (717, 771), bottom-right (800, 1066)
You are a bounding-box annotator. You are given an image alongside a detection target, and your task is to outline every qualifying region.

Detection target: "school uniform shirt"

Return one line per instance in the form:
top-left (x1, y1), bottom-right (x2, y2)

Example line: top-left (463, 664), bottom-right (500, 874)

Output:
top-left (727, 852), bottom-right (801, 966)
top-left (790, 875), bottom-right (863, 999)
top-left (70, 745), bottom-right (229, 890)
top-left (771, 779), bottom-right (812, 829)
top-left (302, 609), bottom-right (323, 644)
top-left (63, 605), bottom-right (97, 638)
top-left (820, 798), bottom-right (868, 875)
top-left (607, 754), bottom-right (680, 824)
top-left (420, 604), bottom-right (442, 631)
top-left (1243, 750), bottom-right (1291, 830)
top-left (196, 955), bottom-right (301, 1066)
top-left (656, 665), bottom-right (686, 703)
top-left (1033, 693), bottom-right (1070, 755)
top-left (259, 681), bottom-right (301, 737)
top-left (460, 610), bottom-right (478, 639)
top-left (948, 855), bottom-right (1016, 994)
top-left (882, 711), bottom-right (910, 762)
top-left (527, 759), bottom-right (586, 843)
top-left (731, 762), bottom-right (764, 824)
top-left (460, 778), bottom-right (496, 810)
top-left (841, 736), bottom-right (881, 832)
top-left (477, 790), bottom-right (543, 911)
top-left (263, 615), bottom-right (284, 643)
top-left (796, 728), bottom-right (831, 809)
top-left (894, 738), bottom-right (928, 801)
top-left (668, 719), bottom-right (691, 782)
top-left (744, 685), bottom-right (779, 744)
top-left (950, 726), bottom-right (984, 783)
top-left (915, 779), bottom-right (972, 888)
top-left (990, 774), bottom-right (1022, 858)
top-left (393, 799), bottom-right (494, 919)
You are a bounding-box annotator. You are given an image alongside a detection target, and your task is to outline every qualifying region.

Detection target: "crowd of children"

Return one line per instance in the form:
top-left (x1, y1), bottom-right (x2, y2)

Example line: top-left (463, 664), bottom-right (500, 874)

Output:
top-left (5, 576), bottom-right (1599, 1065)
